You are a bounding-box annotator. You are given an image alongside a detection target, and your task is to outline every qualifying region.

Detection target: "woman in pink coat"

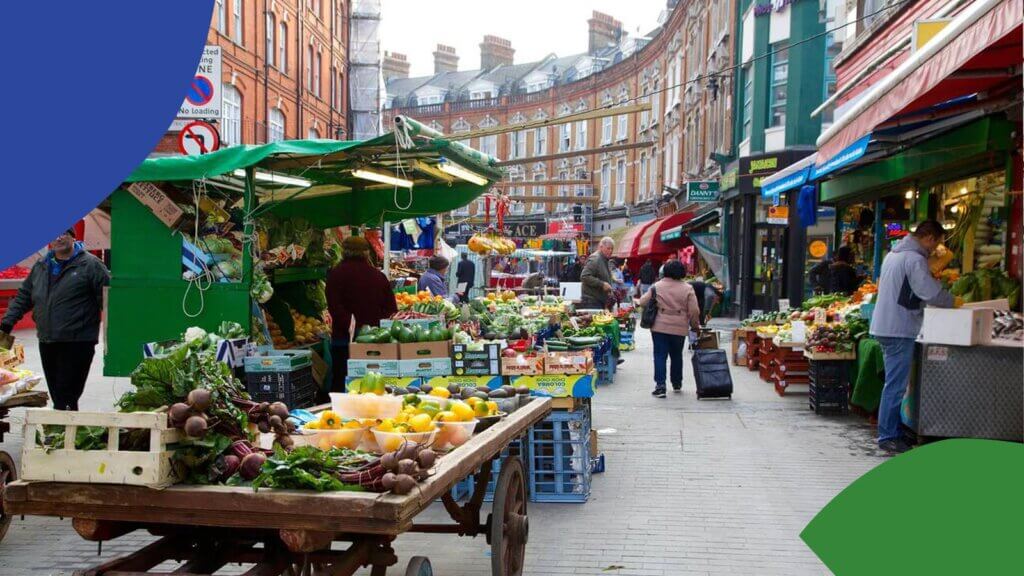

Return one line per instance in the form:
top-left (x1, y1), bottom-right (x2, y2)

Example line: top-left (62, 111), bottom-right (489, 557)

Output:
top-left (637, 260), bottom-right (701, 397)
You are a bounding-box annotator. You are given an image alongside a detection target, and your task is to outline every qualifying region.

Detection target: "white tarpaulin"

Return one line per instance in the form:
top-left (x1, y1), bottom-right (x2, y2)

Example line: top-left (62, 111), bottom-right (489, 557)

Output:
top-left (689, 232), bottom-right (728, 289)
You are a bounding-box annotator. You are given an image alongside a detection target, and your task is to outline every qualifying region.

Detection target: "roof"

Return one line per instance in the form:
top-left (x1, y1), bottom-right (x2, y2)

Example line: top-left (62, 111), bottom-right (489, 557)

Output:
top-left (385, 75), bottom-right (435, 102)
top-left (480, 60), bottom-right (546, 88)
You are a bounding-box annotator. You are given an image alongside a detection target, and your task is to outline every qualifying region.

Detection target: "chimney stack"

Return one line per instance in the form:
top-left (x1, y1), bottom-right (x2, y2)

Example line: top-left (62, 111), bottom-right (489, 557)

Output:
top-left (432, 44), bottom-right (459, 73)
top-left (382, 51), bottom-right (410, 81)
top-left (588, 11), bottom-right (623, 54)
top-left (479, 35), bottom-right (514, 70)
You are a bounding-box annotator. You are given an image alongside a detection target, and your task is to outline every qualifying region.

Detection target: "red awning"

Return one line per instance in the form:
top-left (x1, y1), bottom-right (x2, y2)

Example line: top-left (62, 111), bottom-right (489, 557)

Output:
top-left (637, 212), bottom-right (694, 256)
top-left (817, 0), bottom-right (1022, 159)
top-left (612, 220), bottom-right (659, 258)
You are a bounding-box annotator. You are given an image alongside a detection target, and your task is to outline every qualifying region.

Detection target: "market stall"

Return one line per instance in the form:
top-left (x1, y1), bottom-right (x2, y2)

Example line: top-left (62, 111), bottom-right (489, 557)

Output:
top-left (0, 343), bottom-right (46, 543)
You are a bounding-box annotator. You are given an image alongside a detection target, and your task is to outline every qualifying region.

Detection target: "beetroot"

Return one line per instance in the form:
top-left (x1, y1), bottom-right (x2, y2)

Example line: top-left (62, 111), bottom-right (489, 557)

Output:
top-left (221, 454), bottom-right (241, 480)
top-left (187, 389), bottom-right (212, 412)
top-left (269, 402), bottom-right (290, 419)
top-left (168, 403), bottom-right (192, 427)
top-left (380, 452), bottom-right (398, 472)
top-left (381, 472), bottom-right (397, 491)
top-left (184, 415), bottom-right (208, 438)
top-left (391, 474), bottom-right (417, 495)
top-left (239, 452), bottom-right (267, 480)
top-left (275, 434), bottom-right (294, 450)
top-left (417, 449), bottom-right (436, 470)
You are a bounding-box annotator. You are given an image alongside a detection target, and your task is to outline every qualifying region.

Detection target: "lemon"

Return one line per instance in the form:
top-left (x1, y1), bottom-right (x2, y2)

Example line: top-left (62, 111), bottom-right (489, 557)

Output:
top-left (429, 387), bottom-right (451, 399)
top-left (377, 419), bottom-right (395, 433)
top-left (450, 401), bottom-right (475, 422)
top-left (395, 412), bottom-right (409, 424)
top-left (465, 396), bottom-right (481, 407)
top-left (474, 402), bottom-right (490, 418)
top-left (409, 413), bottom-right (434, 433)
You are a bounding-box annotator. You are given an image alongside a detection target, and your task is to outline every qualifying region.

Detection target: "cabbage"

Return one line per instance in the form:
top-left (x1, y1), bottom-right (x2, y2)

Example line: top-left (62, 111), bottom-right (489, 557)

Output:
top-left (184, 327), bottom-right (208, 344)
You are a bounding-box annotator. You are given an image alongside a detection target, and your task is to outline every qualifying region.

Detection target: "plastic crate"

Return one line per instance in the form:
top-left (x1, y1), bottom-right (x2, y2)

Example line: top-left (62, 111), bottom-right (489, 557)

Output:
top-left (245, 365), bottom-right (318, 408)
top-left (527, 409), bottom-right (592, 503)
top-left (449, 439), bottom-right (525, 502)
top-left (619, 331), bottom-right (634, 344)
top-left (809, 381), bottom-right (849, 415)
top-left (808, 359), bottom-right (850, 386)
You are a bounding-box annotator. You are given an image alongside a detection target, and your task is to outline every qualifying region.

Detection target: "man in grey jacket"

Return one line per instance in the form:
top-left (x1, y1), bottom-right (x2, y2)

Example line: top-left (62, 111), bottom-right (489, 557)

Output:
top-left (869, 220), bottom-right (954, 453)
top-left (0, 229), bottom-right (110, 410)
top-left (580, 237), bottom-right (616, 309)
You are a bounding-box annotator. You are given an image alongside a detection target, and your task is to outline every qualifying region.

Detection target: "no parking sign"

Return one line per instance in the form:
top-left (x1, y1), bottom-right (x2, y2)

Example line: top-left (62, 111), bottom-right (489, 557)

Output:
top-left (177, 120), bottom-right (220, 155)
top-left (179, 46), bottom-right (221, 119)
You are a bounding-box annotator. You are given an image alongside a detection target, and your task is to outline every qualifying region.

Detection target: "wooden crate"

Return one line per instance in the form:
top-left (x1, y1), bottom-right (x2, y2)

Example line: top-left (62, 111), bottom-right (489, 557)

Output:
top-left (21, 409), bottom-right (182, 488)
top-left (0, 343), bottom-right (25, 369)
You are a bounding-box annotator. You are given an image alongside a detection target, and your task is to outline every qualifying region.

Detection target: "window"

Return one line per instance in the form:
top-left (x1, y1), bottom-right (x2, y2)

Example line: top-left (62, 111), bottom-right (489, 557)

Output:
top-left (222, 85), bottom-right (242, 146)
top-left (265, 13), bottom-right (276, 67)
top-left (278, 22), bottom-right (288, 73)
top-left (508, 131), bottom-right (525, 159)
top-left (769, 44), bottom-right (788, 128)
top-left (600, 162), bottom-right (611, 205)
top-left (575, 121), bottom-right (587, 150)
top-left (305, 45), bottom-right (313, 90)
top-left (534, 127), bottom-right (547, 156)
top-left (216, 0), bottom-right (226, 34)
top-left (560, 123), bottom-right (571, 152)
top-left (558, 169), bottom-right (569, 212)
top-left (601, 117), bottom-right (612, 144)
top-left (470, 90), bottom-right (492, 100)
top-left (651, 82), bottom-right (660, 126)
top-left (615, 159), bottom-right (626, 205)
top-left (532, 173), bottom-right (546, 214)
top-left (617, 114), bottom-right (627, 140)
top-left (269, 108), bottom-right (286, 142)
top-left (640, 92), bottom-right (650, 129)
top-left (639, 153), bottom-right (648, 201)
top-left (742, 64), bottom-right (752, 141)
top-left (575, 167), bottom-right (589, 204)
top-left (649, 149), bottom-right (658, 195)
top-left (337, 1), bottom-right (344, 33)
top-left (336, 71), bottom-right (344, 110)
top-left (232, 0), bottom-right (243, 44)
top-left (308, 127), bottom-right (320, 139)
top-left (480, 135), bottom-right (497, 157)
top-left (314, 51), bottom-right (322, 97)
top-left (822, 31), bottom-right (843, 124)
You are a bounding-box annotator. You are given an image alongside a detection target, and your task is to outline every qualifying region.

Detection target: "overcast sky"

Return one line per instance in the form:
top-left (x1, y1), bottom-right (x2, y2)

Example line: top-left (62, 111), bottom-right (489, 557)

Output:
top-left (379, 0), bottom-right (671, 77)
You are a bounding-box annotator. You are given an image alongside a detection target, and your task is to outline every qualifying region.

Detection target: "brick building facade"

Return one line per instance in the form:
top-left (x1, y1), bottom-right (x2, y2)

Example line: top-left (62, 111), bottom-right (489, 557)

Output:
top-left (382, 0), bottom-right (735, 235)
top-left (155, 0), bottom-right (348, 154)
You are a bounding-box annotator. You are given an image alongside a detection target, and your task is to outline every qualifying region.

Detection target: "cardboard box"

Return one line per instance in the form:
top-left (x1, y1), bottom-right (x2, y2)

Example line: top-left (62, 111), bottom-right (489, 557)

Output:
top-left (345, 376), bottom-right (421, 389)
top-left (127, 182), bottom-right (185, 229)
top-left (399, 340), bottom-right (451, 360)
top-left (695, 331), bottom-right (720, 350)
top-left (381, 317), bottom-right (443, 330)
top-left (310, 349), bottom-right (328, 388)
top-left (244, 349), bottom-right (313, 372)
top-left (421, 374), bottom-right (503, 391)
top-left (347, 358), bottom-right (401, 377)
top-left (509, 373), bottom-right (596, 398)
top-left (501, 355), bottom-right (544, 376)
top-left (398, 358), bottom-right (452, 378)
top-left (918, 307), bottom-right (994, 346)
top-left (350, 342), bottom-right (400, 360)
top-left (452, 343), bottom-right (502, 376)
top-left (589, 429), bottom-right (598, 456)
top-left (543, 351), bottom-right (594, 375)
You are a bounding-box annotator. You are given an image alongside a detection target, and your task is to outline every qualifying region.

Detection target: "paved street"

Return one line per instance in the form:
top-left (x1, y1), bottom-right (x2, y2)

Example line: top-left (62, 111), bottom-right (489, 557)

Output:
top-left (0, 326), bottom-right (887, 575)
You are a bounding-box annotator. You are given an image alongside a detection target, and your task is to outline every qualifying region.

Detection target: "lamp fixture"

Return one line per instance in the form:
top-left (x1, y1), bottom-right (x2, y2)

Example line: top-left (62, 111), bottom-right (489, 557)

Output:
top-left (352, 167), bottom-right (414, 188)
top-left (905, 190), bottom-right (914, 199)
top-left (437, 158), bottom-right (488, 185)
top-left (232, 169), bottom-right (312, 188)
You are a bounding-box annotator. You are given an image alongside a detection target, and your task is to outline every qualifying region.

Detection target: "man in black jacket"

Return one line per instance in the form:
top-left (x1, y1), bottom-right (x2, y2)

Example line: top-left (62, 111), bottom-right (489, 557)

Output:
top-left (0, 229), bottom-right (110, 410)
top-left (455, 252), bottom-right (475, 302)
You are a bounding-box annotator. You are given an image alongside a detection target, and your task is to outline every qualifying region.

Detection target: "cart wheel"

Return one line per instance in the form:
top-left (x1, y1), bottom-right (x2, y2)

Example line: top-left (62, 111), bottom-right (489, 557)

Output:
top-left (404, 556), bottom-right (433, 576)
top-left (488, 456), bottom-right (528, 576)
top-left (0, 450), bottom-right (16, 543)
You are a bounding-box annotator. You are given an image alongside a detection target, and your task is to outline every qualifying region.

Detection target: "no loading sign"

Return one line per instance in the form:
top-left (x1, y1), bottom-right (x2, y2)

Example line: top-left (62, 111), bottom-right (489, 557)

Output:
top-left (177, 120), bottom-right (220, 155)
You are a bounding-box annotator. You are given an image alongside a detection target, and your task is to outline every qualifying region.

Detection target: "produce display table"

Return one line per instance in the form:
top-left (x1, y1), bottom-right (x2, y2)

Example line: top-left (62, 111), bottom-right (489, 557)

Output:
top-left (5, 397), bottom-right (552, 576)
top-left (914, 342), bottom-right (1023, 442)
top-left (804, 351), bottom-right (855, 415)
top-left (743, 329), bottom-right (762, 371)
top-left (770, 339), bottom-right (810, 397)
top-left (0, 389), bottom-right (48, 542)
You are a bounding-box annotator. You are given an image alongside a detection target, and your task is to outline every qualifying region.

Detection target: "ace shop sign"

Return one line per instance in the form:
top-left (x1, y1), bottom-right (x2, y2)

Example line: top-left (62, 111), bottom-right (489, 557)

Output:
top-left (686, 181), bottom-right (720, 203)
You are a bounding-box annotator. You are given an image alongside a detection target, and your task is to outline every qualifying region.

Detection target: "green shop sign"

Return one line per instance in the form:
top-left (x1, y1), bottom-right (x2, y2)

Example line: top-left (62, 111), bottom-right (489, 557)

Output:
top-left (661, 226), bottom-right (682, 242)
top-left (686, 181), bottom-right (720, 203)
top-left (719, 169), bottom-right (738, 191)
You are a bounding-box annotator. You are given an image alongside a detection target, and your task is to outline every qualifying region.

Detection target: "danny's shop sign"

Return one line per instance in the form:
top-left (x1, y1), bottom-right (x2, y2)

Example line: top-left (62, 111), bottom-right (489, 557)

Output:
top-left (686, 181), bottom-right (720, 203)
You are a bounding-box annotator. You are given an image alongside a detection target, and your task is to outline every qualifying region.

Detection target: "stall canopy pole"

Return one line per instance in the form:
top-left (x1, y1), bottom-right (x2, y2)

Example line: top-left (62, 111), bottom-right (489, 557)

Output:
top-left (384, 220), bottom-right (391, 277)
top-left (873, 199), bottom-right (884, 280)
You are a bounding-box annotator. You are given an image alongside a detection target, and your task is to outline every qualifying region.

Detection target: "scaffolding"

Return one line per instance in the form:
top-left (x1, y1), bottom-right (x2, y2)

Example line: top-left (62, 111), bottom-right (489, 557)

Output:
top-left (349, 0), bottom-right (383, 139)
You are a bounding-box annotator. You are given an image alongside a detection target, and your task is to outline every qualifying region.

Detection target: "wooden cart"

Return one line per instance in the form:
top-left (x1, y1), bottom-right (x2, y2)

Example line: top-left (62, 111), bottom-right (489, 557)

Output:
top-left (0, 389), bottom-right (48, 542)
top-left (5, 397), bottom-right (551, 576)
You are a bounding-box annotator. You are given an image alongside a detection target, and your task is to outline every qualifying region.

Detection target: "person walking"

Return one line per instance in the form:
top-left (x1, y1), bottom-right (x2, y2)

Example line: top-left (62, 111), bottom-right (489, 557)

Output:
top-left (418, 255), bottom-right (450, 297)
top-left (579, 237), bottom-right (616, 310)
top-left (637, 260), bottom-right (701, 398)
top-left (326, 236), bottom-right (398, 393)
top-left (870, 221), bottom-right (956, 453)
top-left (636, 259), bottom-right (657, 297)
top-left (0, 229), bottom-right (110, 410)
top-left (455, 252), bottom-right (475, 302)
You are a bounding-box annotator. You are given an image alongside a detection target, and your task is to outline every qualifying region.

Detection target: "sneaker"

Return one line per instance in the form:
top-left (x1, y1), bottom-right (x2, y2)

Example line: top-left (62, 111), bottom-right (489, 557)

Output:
top-left (672, 387), bottom-right (682, 393)
top-left (654, 390), bottom-right (667, 398)
top-left (616, 358), bottom-right (625, 366)
top-left (879, 439), bottom-right (910, 454)
top-left (651, 388), bottom-right (663, 396)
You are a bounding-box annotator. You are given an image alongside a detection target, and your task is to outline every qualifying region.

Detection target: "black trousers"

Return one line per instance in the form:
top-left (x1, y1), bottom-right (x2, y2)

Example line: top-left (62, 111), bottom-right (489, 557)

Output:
top-left (38, 341), bottom-right (96, 411)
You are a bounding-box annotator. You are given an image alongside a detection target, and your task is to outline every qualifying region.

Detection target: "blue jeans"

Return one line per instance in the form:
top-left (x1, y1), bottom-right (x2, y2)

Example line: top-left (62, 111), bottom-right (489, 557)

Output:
top-left (652, 331), bottom-right (686, 391)
top-left (876, 336), bottom-right (915, 444)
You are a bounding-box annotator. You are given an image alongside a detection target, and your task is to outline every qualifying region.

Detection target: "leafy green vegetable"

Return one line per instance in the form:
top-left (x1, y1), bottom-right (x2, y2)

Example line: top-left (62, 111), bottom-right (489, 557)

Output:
top-left (36, 425), bottom-right (110, 453)
top-left (171, 433), bottom-right (233, 484)
top-left (251, 446), bottom-right (372, 492)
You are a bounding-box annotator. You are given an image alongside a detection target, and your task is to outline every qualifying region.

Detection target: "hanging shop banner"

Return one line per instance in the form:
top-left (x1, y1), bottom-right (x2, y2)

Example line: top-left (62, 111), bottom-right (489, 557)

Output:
top-left (762, 164), bottom-right (812, 199)
top-left (686, 181), bottom-right (720, 203)
top-left (811, 134), bottom-right (871, 180)
top-left (507, 221), bottom-right (543, 238)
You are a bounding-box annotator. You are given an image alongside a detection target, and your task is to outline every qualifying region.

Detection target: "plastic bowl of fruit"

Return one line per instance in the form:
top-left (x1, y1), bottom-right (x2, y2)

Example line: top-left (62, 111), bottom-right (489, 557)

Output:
top-left (295, 425), bottom-right (366, 450)
top-left (330, 392), bottom-right (403, 420)
top-left (435, 420), bottom-right (479, 450)
top-left (372, 428), bottom-right (438, 453)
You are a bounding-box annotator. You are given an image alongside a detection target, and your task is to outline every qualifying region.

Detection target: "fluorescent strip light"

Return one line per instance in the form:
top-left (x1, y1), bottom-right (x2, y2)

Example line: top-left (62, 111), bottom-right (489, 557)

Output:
top-left (412, 160), bottom-right (455, 182)
top-left (437, 159), bottom-right (488, 185)
top-left (232, 169), bottom-right (312, 188)
top-left (352, 168), bottom-right (414, 188)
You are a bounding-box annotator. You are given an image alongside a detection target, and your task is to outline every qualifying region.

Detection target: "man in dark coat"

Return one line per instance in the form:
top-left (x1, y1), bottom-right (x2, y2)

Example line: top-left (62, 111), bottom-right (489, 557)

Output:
top-left (1, 229), bottom-right (110, 410)
top-left (455, 253), bottom-right (475, 302)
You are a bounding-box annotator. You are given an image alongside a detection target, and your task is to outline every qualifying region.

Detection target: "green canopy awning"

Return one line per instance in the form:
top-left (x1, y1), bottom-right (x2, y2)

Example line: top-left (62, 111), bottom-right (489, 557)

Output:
top-left (125, 129), bottom-right (503, 228)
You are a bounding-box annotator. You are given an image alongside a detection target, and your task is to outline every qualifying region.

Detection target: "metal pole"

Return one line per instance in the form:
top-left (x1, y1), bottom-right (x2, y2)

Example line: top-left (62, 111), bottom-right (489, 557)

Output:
top-left (383, 220), bottom-right (391, 276)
